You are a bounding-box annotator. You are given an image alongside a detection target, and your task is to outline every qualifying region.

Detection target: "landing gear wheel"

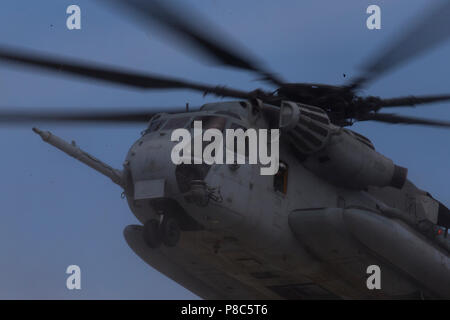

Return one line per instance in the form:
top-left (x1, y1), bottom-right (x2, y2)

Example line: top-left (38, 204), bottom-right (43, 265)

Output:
top-left (142, 219), bottom-right (162, 249)
top-left (161, 217), bottom-right (181, 247)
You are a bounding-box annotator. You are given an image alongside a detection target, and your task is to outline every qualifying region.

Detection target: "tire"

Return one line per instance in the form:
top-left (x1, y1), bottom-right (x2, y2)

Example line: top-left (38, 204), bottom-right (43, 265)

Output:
top-left (161, 217), bottom-right (181, 247)
top-left (142, 219), bottom-right (162, 249)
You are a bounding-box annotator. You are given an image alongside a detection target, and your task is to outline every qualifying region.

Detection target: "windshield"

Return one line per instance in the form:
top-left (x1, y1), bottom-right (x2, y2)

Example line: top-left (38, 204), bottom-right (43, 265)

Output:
top-left (161, 116), bottom-right (191, 130)
top-left (191, 115), bottom-right (228, 131)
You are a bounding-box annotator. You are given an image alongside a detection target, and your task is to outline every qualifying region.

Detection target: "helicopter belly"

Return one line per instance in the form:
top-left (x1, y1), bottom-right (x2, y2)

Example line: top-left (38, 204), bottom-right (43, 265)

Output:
top-left (123, 224), bottom-right (343, 299)
top-left (124, 224), bottom-right (282, 299)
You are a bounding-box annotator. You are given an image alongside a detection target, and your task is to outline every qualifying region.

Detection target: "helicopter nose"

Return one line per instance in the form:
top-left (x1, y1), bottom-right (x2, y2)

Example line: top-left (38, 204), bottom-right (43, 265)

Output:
top-left (124, 133), bottom-right (179, 201)
top-left (123, 134), bottom-right (207, 236)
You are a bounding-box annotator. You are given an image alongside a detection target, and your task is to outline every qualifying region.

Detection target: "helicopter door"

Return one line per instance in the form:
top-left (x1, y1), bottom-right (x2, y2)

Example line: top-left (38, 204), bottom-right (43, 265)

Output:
top-left (246, 160), bottom-right (289, 242)
top-left (273, 162), bottom-right (288, 195)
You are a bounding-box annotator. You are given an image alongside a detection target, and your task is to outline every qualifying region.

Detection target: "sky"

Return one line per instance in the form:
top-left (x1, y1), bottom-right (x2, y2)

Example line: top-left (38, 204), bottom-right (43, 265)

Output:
top-left (0, 0), bottom-right (449, 299)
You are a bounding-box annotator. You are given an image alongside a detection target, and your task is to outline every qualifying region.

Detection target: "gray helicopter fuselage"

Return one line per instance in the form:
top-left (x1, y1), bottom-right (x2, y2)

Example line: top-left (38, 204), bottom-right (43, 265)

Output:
top-left (4, 0), bottom-right (450, 301)
top-left (31, 100), bottom-right (449, 299)
top-left (122, 101), bottom-right (450, 299)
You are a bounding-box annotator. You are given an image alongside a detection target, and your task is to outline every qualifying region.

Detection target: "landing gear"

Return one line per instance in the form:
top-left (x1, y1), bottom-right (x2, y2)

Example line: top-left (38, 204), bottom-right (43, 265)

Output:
top-left (142, 219), bottom-right (162, 248)
top-left (160, 216), bottom-right (180, 247)
top-left (142, 215), bottom-right (181, 249)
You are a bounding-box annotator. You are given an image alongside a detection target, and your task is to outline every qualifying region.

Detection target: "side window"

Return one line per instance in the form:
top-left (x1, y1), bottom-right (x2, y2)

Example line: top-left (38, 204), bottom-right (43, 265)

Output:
top-left (274, 162), bottom-right (288, 194)
top-left (144, 119), bottom-right (164, 134)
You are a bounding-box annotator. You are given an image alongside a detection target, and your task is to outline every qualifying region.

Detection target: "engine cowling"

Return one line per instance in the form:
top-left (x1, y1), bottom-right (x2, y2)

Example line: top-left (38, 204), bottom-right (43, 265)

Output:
top-left (279, 101), bottom-right (407, 189)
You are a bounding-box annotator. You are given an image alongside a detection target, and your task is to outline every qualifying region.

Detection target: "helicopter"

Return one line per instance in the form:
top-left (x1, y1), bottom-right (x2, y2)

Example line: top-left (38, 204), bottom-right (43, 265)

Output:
top-left (0, 0), bottom-right (449, 299)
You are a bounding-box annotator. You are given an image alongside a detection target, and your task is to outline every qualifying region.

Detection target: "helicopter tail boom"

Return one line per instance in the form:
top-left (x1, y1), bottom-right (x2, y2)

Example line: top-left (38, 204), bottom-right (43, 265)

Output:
top-left (32, 127), bottom-right (124, 188)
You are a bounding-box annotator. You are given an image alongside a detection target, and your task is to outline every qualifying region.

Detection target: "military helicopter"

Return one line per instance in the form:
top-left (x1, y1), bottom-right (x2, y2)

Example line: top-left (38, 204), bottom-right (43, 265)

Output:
top-left (0, 0), bottom-right (449, 299)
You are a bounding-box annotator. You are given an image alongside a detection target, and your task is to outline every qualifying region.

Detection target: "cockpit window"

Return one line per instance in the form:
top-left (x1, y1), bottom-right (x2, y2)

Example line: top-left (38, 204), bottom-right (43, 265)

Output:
top-left (215, 110), bottom-right (241, 120)
top-left (191, 115), bottom-right (228, 131)
top-left (161, 117), bottom-right (191, 130)
top-left (228, 123), bottom-right (250, 158)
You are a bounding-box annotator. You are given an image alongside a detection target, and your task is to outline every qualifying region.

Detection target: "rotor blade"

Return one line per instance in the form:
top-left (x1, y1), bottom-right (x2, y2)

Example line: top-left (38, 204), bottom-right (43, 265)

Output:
top-left (377, 94), bottom-right (450, 108)
top-left (0, 108), bottom-right (184, 124)
top-left (0, 46), bottom-right (255, 100)
top-left (348, 0), bottom-right (450, 90)
top-left (105, 0), bottom-right (284, 86)
top-left (358, 113), bottom-right (450, 128)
